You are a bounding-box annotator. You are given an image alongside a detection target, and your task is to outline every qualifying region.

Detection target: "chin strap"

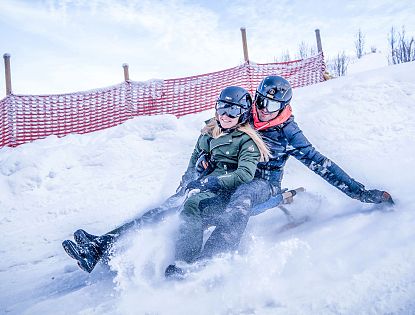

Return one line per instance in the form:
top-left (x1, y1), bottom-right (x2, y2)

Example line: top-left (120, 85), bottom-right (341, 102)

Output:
top-left (252, 105), bottom-right (293, 130)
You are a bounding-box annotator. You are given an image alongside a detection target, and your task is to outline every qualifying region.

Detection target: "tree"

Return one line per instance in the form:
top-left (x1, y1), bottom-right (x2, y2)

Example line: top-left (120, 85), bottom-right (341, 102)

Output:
top-left (327, 51), bottom-right (349, 77)
top-left (354, 29), bottom-right (365, 59)
top-left (388, 26), bottom-right (415, 64)
top-left (297, 41), bottom-right (316, 59)
top-left (274, 50), bottom-right (291, 62)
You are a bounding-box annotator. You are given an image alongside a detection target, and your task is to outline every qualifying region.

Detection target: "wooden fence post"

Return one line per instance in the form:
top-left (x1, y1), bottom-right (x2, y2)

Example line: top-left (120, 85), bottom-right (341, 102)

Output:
top-left (122, 63), bottom-right (130, 81)
top-left (240, 27), bottom-right (249, 63)
top-left (3, 53), bottom-right (12, 95)
top-left (315, 29), bottom-right (323, 53)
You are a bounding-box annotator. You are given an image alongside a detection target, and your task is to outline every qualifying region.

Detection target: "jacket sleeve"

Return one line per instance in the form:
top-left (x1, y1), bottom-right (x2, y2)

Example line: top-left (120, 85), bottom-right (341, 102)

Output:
top-left (180, 134), bottom-right (206, 186)
top-left (186, 134), bottom-right (204, 171)
top-left (283, 118), bottom-right (365, 198)
top-left (217, 138), bottom-right (260, 190)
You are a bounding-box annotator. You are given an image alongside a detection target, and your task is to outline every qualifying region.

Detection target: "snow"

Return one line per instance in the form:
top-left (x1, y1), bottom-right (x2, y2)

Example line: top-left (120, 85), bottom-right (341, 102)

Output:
top-left (1, 60), bottom-right (415, 315)
top-left (347, 52), bottom-right (389, 75)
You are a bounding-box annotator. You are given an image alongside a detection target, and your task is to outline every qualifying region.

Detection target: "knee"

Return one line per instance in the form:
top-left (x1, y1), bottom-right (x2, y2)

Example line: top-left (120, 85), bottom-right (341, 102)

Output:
top-left (231, 180), bottom-right (271, 202)
top-left (181, 195), bottom-right (202, 218)
top-left (231, 182), bottom-right (256, 200)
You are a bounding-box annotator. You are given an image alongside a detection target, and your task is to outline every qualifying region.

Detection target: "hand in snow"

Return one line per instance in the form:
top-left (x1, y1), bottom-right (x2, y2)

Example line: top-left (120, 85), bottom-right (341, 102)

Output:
top-left (360, 189), bottom-right (394, 204)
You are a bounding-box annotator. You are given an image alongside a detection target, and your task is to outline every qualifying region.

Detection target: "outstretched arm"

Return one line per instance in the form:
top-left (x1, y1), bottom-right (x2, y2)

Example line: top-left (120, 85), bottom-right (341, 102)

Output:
top-left (284, 119), bottom-right (393, 204)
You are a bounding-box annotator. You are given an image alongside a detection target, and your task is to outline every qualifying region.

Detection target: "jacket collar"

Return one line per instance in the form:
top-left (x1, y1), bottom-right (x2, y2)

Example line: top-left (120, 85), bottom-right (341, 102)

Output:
top-left (252, 105), bottom-right (292, 131)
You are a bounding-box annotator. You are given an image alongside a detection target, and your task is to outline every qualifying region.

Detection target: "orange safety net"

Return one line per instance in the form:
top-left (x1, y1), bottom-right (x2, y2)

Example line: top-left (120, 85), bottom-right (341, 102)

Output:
top-left (0, 53), bottom-right (325, 148)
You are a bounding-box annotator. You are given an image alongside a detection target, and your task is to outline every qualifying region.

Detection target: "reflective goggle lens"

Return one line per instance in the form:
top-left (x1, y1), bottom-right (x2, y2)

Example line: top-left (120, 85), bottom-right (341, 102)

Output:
top-left (216, 101), bottom-right (243, 118)
top-left (256, 95), bottom-right (283, 113)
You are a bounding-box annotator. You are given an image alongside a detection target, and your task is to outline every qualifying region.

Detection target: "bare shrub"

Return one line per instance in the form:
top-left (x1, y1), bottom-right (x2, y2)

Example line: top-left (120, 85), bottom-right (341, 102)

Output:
top-left (388, 26), bottom-right (415, 64)
top-left (274, 50), bottom-right (291, 62)
top-left (298, 41), bottom-right (316, 59)
top-left (355, 29), bottom-right (365, 59)
top-left (327, 51), bottom-right (349, 77)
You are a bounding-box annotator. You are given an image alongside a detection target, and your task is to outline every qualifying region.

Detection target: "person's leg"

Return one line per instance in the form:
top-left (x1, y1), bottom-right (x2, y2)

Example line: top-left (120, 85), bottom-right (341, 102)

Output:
top-left (65, 194), bottom-right (186, 273)
top-left (200, 179), bottom-right (274, 258)
top-left (106, 204), bottom-right (182, 240)
top-left (165, 191), bottom-right (231, 278)
top-left (73, 193), bottom-right (186, 246)
top-left (174, 191), bottom-right (219, 263)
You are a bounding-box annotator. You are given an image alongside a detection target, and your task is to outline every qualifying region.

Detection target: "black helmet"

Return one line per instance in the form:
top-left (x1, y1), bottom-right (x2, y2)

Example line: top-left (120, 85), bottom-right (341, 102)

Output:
top-left (255, 76), bottom-right (292, 113)
top-left (216, 86), bottom-right (252, 124)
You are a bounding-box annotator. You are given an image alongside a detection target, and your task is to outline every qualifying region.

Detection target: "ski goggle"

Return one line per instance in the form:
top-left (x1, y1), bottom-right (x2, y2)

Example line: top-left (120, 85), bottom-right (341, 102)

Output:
top-left (255, 94), bottom-right (283, 113)
top-left (215, 100), bottom-right (244, 118)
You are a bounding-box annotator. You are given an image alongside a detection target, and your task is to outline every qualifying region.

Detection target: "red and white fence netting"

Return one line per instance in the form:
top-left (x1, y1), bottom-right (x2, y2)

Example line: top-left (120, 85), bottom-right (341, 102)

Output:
top-left (0, 53), bottom-right (325, 148)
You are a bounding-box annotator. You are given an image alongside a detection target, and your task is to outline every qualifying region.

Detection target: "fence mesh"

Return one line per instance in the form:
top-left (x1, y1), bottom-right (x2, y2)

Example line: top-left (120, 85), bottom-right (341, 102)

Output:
top-left (0, 53), bottom-right (325, 148)
top-left (0, 96), bottom-right (12, 148)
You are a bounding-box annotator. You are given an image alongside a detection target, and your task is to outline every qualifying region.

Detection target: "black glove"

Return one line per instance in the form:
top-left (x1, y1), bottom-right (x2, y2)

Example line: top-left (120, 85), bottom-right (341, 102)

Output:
top-left (359, 189), bottom-right (394, 204)
top-left (196, 152), bottom-right (214, 175)
top-left (186, 176), bottom-right (222, 193)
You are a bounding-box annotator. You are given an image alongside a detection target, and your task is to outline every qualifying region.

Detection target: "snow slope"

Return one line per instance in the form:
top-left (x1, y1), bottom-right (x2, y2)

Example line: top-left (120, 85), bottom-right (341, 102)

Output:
top-left (347, 52), bottom-right (389, 75)
top-left (1, 61), bottom-right (415, 315)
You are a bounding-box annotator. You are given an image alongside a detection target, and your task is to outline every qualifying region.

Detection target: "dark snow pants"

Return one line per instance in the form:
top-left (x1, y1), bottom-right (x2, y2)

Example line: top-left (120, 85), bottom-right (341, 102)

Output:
top-left (175, 179), bottom-right (275, 263)
top-left (174, 190), bottom-right (232, 263)
top-left (200, 179), bottom-right (274, 260)
top-left (106, 193), bottom-right (185, 241)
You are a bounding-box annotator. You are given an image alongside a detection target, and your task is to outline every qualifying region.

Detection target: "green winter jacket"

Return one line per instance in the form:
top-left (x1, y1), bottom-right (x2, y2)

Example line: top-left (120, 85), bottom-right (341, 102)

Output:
top-left (187, 128), bottom-right (261, 191)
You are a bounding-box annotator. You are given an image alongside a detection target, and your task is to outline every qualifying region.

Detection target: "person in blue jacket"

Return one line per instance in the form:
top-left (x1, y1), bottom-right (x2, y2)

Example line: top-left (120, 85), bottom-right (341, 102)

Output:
top-left (191, 75), bottom-right (394, 259)
top-left (63, 77), bottom-right (393, 274)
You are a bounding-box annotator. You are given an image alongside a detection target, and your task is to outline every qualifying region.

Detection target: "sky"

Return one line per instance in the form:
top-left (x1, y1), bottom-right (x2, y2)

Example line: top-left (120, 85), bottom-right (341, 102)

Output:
top-left (1, 57), bottom-right (415, 314)
top-left (0, 0), bottom-right (414, 95)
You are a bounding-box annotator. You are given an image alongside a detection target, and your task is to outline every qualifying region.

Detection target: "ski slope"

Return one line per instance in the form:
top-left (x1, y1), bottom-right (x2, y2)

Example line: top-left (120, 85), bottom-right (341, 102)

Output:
top-left (1, 59), bottom-right (415, 315)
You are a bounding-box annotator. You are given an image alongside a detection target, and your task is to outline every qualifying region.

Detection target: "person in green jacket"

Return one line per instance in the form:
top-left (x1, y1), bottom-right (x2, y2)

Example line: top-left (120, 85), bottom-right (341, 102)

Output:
top-left (164, 86), bottom-right (271, 278)
top-left (62, 86), bottom-right (270, 275)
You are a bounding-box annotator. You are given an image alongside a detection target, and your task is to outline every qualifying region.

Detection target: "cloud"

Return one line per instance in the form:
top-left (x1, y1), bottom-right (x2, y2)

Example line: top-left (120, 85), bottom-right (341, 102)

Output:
top-left (0, 1), bottom-right (241, 93)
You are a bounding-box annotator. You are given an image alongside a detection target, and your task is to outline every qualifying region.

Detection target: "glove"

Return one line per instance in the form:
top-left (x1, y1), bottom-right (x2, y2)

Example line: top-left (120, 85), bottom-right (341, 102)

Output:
top-left (186, 177), bottom-right (222, 193)
top-left (359, 189), bottom-right (394, 204)
top-left (196, 152), bottom-right (214, 175)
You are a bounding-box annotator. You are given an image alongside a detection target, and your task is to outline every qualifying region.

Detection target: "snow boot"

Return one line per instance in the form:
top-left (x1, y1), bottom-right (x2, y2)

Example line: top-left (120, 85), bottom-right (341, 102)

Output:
top-left (62, 240), bottom-right (101, 273)
top-left (74, 229), bottom-right (98, 246)
top-left (62, 234), bottom-right (114, 273)
top-left (164, 264), bottom-right (185, 280)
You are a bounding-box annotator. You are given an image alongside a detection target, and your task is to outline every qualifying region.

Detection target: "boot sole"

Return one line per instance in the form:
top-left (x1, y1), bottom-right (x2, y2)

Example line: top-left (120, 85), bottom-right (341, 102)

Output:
top-left (74, 229), bottom-right (98, 246)
top-left (62, 240), bottom-right (78, 260)
top-left (62, 240), bottom-right (96, 273)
